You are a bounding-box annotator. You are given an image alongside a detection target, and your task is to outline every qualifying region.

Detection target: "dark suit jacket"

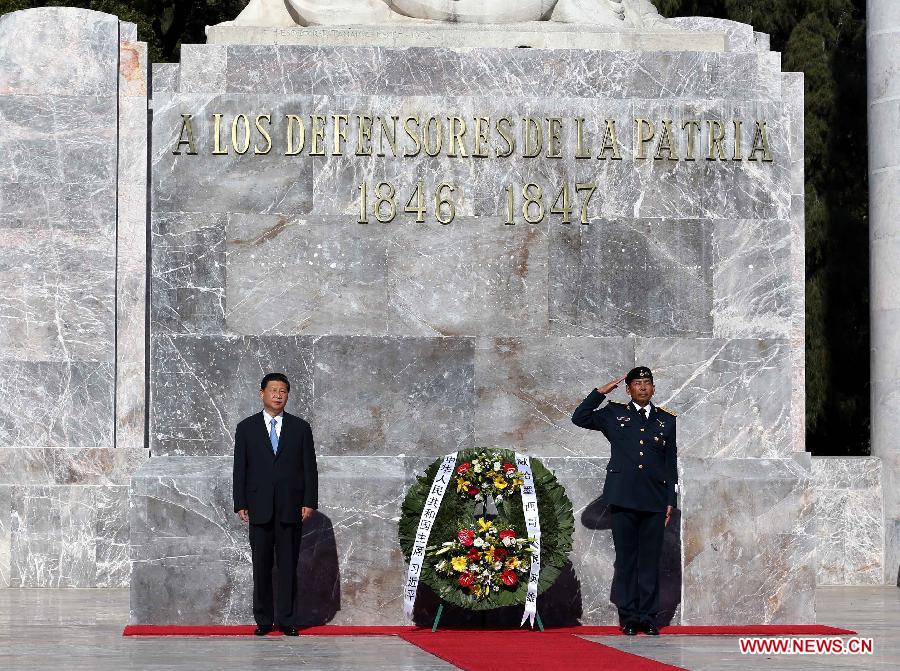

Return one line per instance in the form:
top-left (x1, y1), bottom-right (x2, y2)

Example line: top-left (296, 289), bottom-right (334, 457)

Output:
top-left (232, 411), bottom-right (318, 524)
top-left (572, 389), bottom-right (677, 513)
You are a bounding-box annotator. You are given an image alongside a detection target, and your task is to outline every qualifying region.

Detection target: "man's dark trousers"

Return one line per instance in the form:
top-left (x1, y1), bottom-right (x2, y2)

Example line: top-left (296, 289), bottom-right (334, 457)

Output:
top-left (609, 505), bottom-right (666, 625)
top-left (249, 519), bottom-right (302, 627)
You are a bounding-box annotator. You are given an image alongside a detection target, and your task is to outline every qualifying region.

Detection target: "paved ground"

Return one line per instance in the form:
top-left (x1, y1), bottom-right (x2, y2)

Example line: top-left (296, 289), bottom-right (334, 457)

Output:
top-left (1, 586), bottom-right (897, 670)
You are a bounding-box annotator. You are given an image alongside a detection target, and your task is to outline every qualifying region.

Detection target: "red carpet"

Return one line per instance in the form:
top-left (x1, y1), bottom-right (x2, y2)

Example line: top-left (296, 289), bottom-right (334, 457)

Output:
top-left (122, 623), bottom-right (856, 637)
top-left (401, 631), bottom-right (688, 671)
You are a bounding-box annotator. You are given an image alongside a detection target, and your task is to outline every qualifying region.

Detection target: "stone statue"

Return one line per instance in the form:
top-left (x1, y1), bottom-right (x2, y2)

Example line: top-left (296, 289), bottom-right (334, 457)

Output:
top-left (222, 0), bottom-right (669, 28)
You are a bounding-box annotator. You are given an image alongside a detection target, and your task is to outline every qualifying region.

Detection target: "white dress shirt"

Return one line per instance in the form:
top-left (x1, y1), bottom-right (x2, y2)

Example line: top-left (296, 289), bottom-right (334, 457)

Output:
top-left (632, 400), bottom-right (653, 419)
top-left (262, 410), bottom-right (283, 439)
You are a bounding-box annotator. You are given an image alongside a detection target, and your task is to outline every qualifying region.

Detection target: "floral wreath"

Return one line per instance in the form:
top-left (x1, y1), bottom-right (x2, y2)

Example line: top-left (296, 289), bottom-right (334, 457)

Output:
top-left (399, 448), bottom-right (574, 611)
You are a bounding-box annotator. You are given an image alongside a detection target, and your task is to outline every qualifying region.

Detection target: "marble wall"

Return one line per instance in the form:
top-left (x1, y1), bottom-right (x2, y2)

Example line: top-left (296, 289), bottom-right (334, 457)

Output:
top-left (0, 8), bottom-right (148, 587)
top-left (132, 16), bottom-right (815, 625)
top-left (812, 457), bottom-right (884, 586)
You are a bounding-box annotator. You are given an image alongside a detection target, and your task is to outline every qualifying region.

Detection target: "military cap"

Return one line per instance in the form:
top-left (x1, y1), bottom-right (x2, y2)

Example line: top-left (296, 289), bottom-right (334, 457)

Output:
top-left (625, 366), bottom-right (653, 384)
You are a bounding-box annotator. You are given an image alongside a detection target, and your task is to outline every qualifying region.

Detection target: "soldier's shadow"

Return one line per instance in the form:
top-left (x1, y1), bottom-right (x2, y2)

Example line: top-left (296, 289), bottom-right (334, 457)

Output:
top-left (581, 498), bottom-right (682, 627)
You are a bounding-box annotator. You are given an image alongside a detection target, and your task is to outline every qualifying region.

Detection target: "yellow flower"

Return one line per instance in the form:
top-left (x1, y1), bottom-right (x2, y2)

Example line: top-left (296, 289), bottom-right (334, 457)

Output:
top-left (483, 546), bottom-right (496, 563)
top-left (473, 583), bottom-right (482, 597)
top-left (493, 476), bottom-right (508, 489)
top-left (451, 556), bottom-right (469, 572)
top-left (456, 479), bottom-right (471, 493)
top-left (477, 518), bottom-right (493, 532)
top-left (505, 556), bottom-right (520, 570)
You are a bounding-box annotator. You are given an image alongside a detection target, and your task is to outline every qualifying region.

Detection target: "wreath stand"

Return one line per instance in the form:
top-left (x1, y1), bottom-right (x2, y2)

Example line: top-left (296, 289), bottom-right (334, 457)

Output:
top-left (430, 601), bottom-right (545, 633)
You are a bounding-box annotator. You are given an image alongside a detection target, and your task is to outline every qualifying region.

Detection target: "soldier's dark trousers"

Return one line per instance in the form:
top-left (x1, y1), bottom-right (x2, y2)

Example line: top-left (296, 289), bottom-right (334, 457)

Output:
top-left (609, 504), bottom-right (666, 625)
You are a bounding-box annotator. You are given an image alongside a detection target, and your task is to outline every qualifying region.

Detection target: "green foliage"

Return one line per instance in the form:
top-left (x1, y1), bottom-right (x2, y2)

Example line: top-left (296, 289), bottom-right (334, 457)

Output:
top-left (399, 450), bottom-right (575, 611)
top-left (660, 0), bottom-right (869, 455)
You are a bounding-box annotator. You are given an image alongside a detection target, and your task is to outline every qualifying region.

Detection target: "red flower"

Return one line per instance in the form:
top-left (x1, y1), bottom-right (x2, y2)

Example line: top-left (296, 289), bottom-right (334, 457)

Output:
top-left (502, 463), bottom-right (516, 473)
top-left (458, 572), bottom-right (475, 588)
top-left (494, 547), bottom-right (508, 559)
top-left (457, 529), bottom-right (475, 546)
top-left (456, 463), bottom-right (471, 474)
top-left (499, 529), bottom-right (517, 540)
top-left (501, 570), bottom-right (518, 586)
top-left (467, 486), bottom-right (479, 496)
top-left (467, 548), bottom-right (482, 561)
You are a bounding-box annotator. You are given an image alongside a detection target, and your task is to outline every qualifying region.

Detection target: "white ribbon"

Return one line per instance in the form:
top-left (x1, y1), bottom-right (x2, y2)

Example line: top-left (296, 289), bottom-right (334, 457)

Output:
top-left (515, 452), bottom-right (541, 628)
top-left (403, 451), bottom-right (458, 620)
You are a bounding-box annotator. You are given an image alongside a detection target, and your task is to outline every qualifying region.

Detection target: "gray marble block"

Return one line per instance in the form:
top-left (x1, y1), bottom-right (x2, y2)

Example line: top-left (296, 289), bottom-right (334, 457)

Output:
top-left (812, 457), bottom-right (884, 585)
top-left (0, 7), bottom-right (150, 588)
top-left (681, 455), bottom-right (816, 624)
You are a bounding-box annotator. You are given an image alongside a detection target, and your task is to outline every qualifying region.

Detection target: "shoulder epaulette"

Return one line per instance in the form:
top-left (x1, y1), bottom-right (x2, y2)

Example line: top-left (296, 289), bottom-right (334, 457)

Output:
top-left (607, 400), bottom-right (627, 407)
top-left (657, 405), bottom-right (678, 417)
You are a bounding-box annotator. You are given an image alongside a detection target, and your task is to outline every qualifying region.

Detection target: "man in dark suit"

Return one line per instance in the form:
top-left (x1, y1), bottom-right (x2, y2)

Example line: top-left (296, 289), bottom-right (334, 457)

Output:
top-left (233, 372), bottom-right (318, 636)
top-left (572, 366), bottom-right (677, 636)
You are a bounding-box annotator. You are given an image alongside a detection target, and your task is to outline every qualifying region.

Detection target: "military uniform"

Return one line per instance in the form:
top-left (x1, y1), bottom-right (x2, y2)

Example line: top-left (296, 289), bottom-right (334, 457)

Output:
top-left (572, 368), bottom-right (678, 629)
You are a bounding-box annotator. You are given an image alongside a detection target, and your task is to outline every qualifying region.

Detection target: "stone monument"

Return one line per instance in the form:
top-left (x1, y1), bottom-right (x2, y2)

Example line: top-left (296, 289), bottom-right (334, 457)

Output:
top-left (133, 1), bottom-right (814, 626)
top-left (0, 2), bottom-right (889, 627)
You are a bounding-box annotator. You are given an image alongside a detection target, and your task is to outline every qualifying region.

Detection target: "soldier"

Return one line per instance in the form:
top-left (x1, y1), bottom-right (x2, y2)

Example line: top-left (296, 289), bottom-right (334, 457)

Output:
top-left (572, 366), bottom-right (677, 636)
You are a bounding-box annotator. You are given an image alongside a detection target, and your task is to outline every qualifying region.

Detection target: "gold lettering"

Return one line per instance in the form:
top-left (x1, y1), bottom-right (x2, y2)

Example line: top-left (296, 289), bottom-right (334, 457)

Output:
top-left (310, 114), bottom-right (326, 156)
top-left (575, 117), bottom-right (591, 159)
top-left (473, 117), bottom-right (490, 158)
top-left (523, 116), bottom-right (543, 158)
top-left (546, 117), bottom-right (563, 159)
top-left (212, 113), bottom-right (228, 155)
top-left (749, 121), bottom-right (773, 162)
top-left (706, 120), bottom-right (727, 161)
top-left (403, 116), bottom-right (422, 157)
top-left (376, 115), bottom-right (399, 157)
top-left (634, 118), bottom-right (654, 160)
top-left (356, 115), bottom-right (373, 156)
top-left (333, 114), bottom-right (349, 156)
top-left (682, 120), bottom-right (700, 161)
top-left (448, 116), bottom-right (469, 158)
top-left (173, 114), bottom-right (198, 155)
top-left (423, 116), bottom-right (444, 157)
top-left (598, 119), bottom-right (622, 160)
top-left (654, 119), bottom-right (678, 161)
top-left (496, 117), bottom-right (515, 158)
top-left (231, 114), bottom-right (251, 155)
top-left (285, 115), bottom-right (306, 156)
top-left (732, 119), bottom-right (743, 161)
top-left (254, 115), bottom-right (272, 155)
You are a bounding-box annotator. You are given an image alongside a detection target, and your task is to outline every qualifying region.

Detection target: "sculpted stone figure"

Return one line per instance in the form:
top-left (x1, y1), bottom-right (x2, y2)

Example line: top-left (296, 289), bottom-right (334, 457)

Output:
top-left (223, 0), bottom-right (669, 28)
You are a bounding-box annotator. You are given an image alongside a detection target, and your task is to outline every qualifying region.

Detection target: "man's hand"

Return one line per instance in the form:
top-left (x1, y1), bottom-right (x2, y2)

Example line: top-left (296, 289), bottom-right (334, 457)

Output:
top-left (238, 509), bottom-right (249, 523)
top-left (301, 507), bottom-right (315, 523)
top-left (665, 505), bottom-right (673, 527)
top-left (597, 374), bottom-right (628, 395)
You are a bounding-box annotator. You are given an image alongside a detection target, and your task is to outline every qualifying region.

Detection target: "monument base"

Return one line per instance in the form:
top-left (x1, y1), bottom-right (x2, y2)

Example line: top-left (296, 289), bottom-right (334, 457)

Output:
top-left (128, 455), bottom-right (814, 626)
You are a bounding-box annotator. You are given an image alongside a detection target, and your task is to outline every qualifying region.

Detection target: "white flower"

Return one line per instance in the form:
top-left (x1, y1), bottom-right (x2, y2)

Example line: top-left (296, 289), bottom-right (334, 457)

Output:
top-left (493, 462), bottom-right (501, 471)
top-left (502, 537), bottom-right (513, 547)
top-left (474, 463), bottom-right (483, 473)
top-left (473, 537), bottom-right (485, 548)
top-left (494, 562), bottom-right (502, 570)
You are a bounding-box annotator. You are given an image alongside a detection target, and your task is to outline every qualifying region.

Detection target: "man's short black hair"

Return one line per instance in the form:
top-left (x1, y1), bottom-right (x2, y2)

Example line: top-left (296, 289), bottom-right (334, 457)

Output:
top-left (261, 372), bottom-right (290, 392)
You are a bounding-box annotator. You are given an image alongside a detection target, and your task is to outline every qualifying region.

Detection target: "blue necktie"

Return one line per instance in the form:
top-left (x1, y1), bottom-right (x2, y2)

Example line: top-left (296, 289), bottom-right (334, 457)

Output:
top-left (269, 418), bottom-right (279, 455)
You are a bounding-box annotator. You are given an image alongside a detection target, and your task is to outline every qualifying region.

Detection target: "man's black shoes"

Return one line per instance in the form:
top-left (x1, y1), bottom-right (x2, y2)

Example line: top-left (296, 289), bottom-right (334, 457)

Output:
top-left (254, 625), bottom-right (273, 636)
top-left (281, 625), bottom-right (299, 636)
top-left (622, 622), bottom-right (639, 636)
top-left (641, 621), bottom-right (660, 636)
